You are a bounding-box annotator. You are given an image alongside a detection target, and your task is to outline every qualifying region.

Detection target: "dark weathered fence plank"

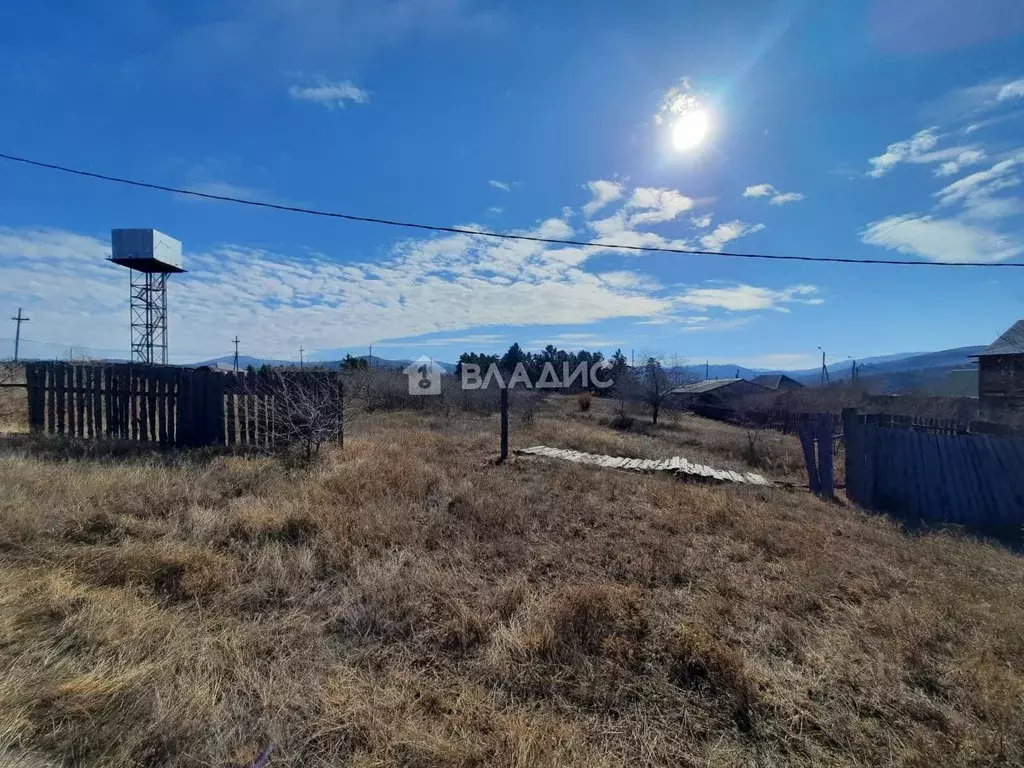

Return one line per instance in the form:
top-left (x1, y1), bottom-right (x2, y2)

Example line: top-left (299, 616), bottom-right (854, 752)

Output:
top-left (176, 368), bottom-right (190, 447)
top-left (45, 364), bottom-right (56, 434)
top-left (225, 376), bottom-right (237, 447)
top-left (816, 415), bottom-right (834, 499)
top-left (75, 366), bottom-right (86, 438)
top-left (83, 367), bottom-right (93, 439)
top-left (66, 366), bottom-right (77, 437)
top-left (128, 370), bottom-right (139, 441)
top-left (138, 373), bottom-right (149, 441)
top-left (244, 377), bottom-right (252, 446)
top-left (157, 372), bottom-right (168, 446)
top-left (797, 421), bottom-right (819, 494)
top-left (104, 367), bottom-right (114, 438)
top-left (25, 364), bottom-right (45, 433)
top-left (54, 364), bottom-right (66, 436)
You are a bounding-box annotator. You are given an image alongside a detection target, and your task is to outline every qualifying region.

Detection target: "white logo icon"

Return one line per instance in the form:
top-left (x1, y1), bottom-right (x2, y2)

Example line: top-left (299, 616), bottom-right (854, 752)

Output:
top-left (403, 355), bottom-right (444, 395)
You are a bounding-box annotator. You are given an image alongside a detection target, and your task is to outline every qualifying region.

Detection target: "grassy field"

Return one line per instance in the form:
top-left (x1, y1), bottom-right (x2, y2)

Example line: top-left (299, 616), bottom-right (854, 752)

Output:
top-left (1, 394), bottom-right (1022, 766)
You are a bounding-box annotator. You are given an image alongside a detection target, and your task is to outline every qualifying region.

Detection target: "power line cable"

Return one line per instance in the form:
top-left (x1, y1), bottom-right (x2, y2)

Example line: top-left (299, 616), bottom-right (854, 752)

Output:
top-left (2, 151), bottom-right (1023, 268)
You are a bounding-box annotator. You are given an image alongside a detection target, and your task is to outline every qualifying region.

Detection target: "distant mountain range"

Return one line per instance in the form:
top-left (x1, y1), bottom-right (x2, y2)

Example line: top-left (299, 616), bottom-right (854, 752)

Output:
top-left (191, 354), bottom-right (458, 374)
top-left (190, 346), bottom-right (984, 394)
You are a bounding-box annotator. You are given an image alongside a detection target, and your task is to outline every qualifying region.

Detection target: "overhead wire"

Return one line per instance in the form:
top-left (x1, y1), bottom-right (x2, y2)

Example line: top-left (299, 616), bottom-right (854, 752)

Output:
top-left (2, 151), bottom-right (1023, 268)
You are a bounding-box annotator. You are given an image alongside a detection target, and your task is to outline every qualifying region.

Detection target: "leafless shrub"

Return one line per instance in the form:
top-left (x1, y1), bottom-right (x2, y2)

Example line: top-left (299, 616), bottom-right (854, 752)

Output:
top-left (577, 392), bottom-right (592, 412)
top-left (248, 370), bottom-right (344, 461)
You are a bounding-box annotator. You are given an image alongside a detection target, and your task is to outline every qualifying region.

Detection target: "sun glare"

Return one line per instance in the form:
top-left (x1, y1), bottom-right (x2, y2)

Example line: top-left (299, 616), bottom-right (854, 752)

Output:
top-left (672, 109), bottom-right (709, 151)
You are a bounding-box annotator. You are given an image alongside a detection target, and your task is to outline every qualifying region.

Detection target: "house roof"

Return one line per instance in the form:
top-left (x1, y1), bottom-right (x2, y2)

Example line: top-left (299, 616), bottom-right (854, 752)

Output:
top-left (977, 319), bottom-right (1024, 357)
top-left (668, 378), bottom-right (747, 395)
top-left (749, 373), bottom-right (804, 390)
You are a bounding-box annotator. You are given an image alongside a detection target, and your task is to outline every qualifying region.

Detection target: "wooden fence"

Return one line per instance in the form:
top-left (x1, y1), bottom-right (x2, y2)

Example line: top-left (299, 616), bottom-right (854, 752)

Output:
top-left (843, 408), bottom-right (1024, 527)
top-left (690, 403), bottom-right (1023, 438)
top-left (23, 363), bottom-right (342, 449)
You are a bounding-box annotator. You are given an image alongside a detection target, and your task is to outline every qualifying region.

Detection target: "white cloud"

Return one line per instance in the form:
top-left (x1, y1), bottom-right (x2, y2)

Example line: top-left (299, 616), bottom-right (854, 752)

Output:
top-left (677, 284), bottom-right (822, 313)
top-left (742, 183), bottom-right (774, 198)
top-left (288, 79), bottom-right (369, 109)
top-left (487, 206), bottom-right (503, 214)
top-left (0, 178), bottom-right (822, 360)
top-left (934, 149), bottom-right (987, 177)
top-left (624, 187), bottom-right (694, 225)
top-left (655, 78), bottom-right (701, 126)
top-left (691, 214), bottom-right (712, 229)
top-left (699, 220), bottom-right (765, 252)
top-left (598, 271), bottom-right (662, 291)
top-left (0, 224), bottom-right (675, 360)
top-left (374, 333), bottom-right (508, 348)
top-left (524, 333), bottom-right (624, 350)
top-left (997, 78), bottom-right (1024, 102)
top-left (488, 179), bottom-right (512, 192)
top-left (743, 183), bottom-right (804, 205)
top-left (582, 180), bottom-right (624, 217)
top-left (934, 158), bottom-right (1019, 206)
top-left (866, 128), bottom-right (976, 178)
top-left (861, 214), bottom-right (1024, 264)
top-left (769, 192), bottom-right (805, 206)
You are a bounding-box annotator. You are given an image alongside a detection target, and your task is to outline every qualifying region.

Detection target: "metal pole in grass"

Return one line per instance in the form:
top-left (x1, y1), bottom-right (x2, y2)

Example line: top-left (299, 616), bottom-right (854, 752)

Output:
top-left (499, 386), bottom-right (509, 462)
top-left (337, 376), bottom-right (344, 448)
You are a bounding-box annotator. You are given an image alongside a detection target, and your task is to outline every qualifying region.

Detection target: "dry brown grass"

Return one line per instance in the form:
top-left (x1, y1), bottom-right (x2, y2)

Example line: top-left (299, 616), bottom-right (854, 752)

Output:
top-left (0, 396), bottom-right (1022, 766)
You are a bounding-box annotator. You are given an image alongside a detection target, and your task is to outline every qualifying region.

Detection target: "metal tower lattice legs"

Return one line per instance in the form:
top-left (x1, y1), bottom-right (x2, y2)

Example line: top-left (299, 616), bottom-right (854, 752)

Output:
top-left (129, 270), bottom-right (168, 364)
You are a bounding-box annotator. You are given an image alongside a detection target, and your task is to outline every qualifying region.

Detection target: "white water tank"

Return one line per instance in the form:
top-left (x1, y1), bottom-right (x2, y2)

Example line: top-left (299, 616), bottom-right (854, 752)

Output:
top-left (110, 229), bottom-right (185, 273)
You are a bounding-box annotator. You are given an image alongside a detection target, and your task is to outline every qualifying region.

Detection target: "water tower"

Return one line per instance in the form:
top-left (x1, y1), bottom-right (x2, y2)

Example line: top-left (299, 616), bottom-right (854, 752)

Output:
top-left (109, 229), bottom-right (185, 365)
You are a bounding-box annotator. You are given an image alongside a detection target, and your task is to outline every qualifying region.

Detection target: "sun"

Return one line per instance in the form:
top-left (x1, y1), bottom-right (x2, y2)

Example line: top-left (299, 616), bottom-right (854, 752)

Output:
top-left (672, 109), bottom-right (709, 151)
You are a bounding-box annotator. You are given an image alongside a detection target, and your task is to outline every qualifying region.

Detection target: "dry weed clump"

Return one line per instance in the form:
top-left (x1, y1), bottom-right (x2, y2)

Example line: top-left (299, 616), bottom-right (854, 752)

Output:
top-left (0, 403), bottom-right (1022, 766)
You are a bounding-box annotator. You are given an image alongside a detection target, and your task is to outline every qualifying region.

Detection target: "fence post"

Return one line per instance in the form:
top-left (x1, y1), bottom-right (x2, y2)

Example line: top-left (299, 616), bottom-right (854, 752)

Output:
top-left (842, 408), bottom-right (859, 503)
top-left (816, 413), bottom-right (834, 499)
top-left (338, 377), bottom-right (345, 448)
top-left (499, 387), bottom-right (509, 463)
top-left (25, 363), bottom-right (45, 433)
top-left (797, 418), bottom-right (820, 493)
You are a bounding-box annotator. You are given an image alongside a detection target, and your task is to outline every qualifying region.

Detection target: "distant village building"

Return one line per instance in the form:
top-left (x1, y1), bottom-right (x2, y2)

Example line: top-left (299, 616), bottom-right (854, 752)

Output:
top-left (666, 378), bottom-right (767, 407)
top-left (749, 374), bottom-right (805, 393)
top-left (974, 319), bottom-right (1024, 418)
top-left (939, 369), bottom-right (979, 399)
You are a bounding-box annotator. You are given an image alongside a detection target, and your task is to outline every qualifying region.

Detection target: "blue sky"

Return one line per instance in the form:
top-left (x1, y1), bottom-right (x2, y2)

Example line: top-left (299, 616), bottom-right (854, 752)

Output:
top-left (1, 0), bottom-right (1023, 369)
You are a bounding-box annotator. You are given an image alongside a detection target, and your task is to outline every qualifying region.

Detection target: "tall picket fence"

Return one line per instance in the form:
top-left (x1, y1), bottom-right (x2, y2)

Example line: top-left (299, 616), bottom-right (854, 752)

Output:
top-left (843, 409), bottom-right (1024, 527)
top-left (23, 362), bottom-right (341, 449)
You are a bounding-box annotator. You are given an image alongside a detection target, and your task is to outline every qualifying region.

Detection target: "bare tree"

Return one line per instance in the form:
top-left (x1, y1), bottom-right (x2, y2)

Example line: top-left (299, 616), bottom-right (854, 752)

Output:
top-left (249, 370), bottom-right (345, 460)
top-left (635, 354), bottom-right (688, 425)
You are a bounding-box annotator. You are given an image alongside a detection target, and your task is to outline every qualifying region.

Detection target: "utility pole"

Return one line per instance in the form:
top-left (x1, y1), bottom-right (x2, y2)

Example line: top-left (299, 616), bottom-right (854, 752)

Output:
top-left (818, 347), bottom-right (829, 385)
top-left (705, 360), bottom-right (709, 380)
top-left (10, 308), bottom-right (29, 362)
top-left (369, 344), bottom-right (373, 368)
top-left (299, 346), bottom-right (305, 369)
top-left (232, 336), bottom-right (240, 372)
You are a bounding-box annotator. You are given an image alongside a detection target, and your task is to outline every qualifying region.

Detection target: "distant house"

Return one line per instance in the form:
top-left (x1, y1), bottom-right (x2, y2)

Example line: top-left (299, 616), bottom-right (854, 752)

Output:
top-left (974, 319), bottom-right (1024, 418)
top-left (938, 369), bottom-right (979, 399)
top-left (749, 373), bottom-right (804, 392)
top-left (666, 378), bottom-right (768, 407)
